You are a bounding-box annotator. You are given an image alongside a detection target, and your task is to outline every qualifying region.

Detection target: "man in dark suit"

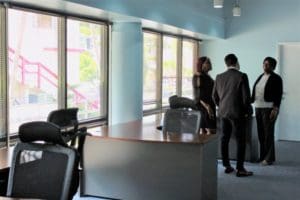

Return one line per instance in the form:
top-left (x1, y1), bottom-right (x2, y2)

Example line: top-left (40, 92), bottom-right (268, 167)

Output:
top-left (212, 54), bottom-right (253, 177)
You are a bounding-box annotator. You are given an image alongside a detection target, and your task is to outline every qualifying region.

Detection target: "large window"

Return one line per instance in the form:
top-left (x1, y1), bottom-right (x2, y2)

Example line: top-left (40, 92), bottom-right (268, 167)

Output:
top-left (143, 32), bottom-right (161, 110)
top-left (182, 39), bottom-right (198, 98)
top-left (0, 6), bottom-right (108, 137)
top-left (162, 36), bottom-right (178, 106)
top-left (8, 9), bottom-right (59, 133)
top-left (143, 31), bottom-right (199, 112)
top-left (67, 18), bottom-right (107, 120)
top-left (0, 5), bottom-right (6, 144)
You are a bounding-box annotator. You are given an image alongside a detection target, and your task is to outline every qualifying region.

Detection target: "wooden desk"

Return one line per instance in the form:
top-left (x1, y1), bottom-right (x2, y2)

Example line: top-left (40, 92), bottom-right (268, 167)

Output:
top-left (0, 148), bottom-right (13, 169)
top-left (82, 119), bottom-right (218, 200)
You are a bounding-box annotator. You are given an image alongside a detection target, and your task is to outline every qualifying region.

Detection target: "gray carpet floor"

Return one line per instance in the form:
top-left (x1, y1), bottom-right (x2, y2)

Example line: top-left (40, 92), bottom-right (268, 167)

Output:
top-left (217, 141), bottom-right (300, 200)
top-left (75, 141), bottom-right (300, 200)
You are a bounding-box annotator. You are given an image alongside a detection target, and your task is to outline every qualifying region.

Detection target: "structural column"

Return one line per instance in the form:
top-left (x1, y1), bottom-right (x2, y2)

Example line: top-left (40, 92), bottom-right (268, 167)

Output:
top-left (109, 22), bottom-right (143, 125)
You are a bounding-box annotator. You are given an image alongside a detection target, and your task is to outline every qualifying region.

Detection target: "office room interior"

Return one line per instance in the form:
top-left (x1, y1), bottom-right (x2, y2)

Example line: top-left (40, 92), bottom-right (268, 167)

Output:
top-left (0, 0), bottom-right (300, 200)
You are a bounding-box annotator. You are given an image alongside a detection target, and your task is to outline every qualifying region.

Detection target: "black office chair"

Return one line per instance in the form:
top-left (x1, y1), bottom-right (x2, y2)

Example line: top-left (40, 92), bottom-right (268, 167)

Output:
top-left (168, 95), bottom-right (198, 110)
top-left (5, 121), bottom-right (79, 200)
top-left (47, 108), bottom-right (90, 167)
top-left (163, 108), bottom-right (201, 134)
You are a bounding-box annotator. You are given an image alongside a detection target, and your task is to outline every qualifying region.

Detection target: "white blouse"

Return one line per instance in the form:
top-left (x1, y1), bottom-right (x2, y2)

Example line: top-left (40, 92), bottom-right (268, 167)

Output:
top-left (254, 74), bottom-right (273, 108)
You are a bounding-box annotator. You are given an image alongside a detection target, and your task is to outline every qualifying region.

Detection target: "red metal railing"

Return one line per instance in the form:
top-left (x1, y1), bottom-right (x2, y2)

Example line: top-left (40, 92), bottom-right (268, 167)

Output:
top-left (8, 47), bottom-right (99, 109)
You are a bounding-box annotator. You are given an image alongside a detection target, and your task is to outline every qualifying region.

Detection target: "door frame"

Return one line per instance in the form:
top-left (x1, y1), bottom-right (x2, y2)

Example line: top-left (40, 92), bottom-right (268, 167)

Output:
top-left (276, 42), bottom-right (300, 141)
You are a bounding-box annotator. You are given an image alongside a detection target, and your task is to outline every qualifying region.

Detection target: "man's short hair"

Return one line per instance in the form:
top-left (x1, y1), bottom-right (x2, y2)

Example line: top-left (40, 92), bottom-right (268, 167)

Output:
top-left (224, 54), bottom-right (238, 67)
top-left (264, 57), bottom-right (277, 70)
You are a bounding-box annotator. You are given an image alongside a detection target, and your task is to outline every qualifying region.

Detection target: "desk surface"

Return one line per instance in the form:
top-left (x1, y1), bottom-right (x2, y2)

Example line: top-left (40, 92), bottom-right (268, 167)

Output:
top-left (89, 116), bottom-right (217, 144)
top-left (83, 116), bottom-right (218, 200)
top-left (0, 147), bottom-right (13, 169)
top-left (0, 115), bottom-right (217, 170)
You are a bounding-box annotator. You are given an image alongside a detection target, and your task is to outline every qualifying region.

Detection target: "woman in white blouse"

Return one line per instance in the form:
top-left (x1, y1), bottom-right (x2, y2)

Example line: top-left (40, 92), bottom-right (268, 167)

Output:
top-left (251, 57), bottom-right (283, 165)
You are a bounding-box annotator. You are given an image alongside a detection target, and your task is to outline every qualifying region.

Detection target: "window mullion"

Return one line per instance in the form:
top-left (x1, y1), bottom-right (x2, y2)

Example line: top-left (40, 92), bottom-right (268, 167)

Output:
top-left (101, 25), bottom-right (108, 117)
top-left (0, 5), bottom-right (8, 147)
top-left (157, 33), bottom-right (163, 110)
top-left (58, 17), bottom-right (67, 109)
top-left (177, 38), bottom-right (183, 97)
top-left (195, 41), bottom-right (200, 73)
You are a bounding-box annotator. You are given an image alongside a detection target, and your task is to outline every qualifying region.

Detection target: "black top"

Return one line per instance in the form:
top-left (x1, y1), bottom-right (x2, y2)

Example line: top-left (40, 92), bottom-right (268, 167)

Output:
top-left (251, 71), bottom-right (283, 108)
top-left (192, 73), bottom-right (215, 109)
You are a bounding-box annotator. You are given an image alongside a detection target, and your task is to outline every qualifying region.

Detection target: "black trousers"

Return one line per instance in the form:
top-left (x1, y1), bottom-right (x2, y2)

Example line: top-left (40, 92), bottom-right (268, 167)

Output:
top-left (255, 108), bottom-right (276, 162)
top-left (220, 117), bottom-right (246, 170)
top-left (199, 107), bottom-right (216, 129)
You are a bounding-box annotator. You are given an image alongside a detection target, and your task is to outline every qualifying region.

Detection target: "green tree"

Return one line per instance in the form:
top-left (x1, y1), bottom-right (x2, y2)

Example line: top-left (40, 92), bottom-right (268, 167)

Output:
top-left (79, 52), bottom-right (97, 81)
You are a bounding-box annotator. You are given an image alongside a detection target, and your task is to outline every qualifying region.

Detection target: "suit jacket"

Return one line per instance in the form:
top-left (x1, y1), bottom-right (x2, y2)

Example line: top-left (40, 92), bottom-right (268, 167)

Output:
top-left (251, 71), bottom-right (283, 108)
top-left (212, 68), bottom-right (252, 119)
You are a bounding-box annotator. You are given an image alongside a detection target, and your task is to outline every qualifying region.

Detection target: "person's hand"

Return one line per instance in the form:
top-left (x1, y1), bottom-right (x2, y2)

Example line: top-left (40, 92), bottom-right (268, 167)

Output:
top-left (206, 105), bottom-right (214, 119)
top-left (270, 107), bottom-right (279, 121)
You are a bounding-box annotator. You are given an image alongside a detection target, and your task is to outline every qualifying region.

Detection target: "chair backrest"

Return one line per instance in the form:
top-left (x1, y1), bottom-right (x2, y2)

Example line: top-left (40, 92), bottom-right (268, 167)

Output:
top-left (7, 121), bottom-right (79, 200)
top-left (163, 109), bottom-right (201, 134)
top-left (47, 108), bottom-right (79, 131)
top-left (47, 108), bottom-right (89, 169)
top-left (168, 95), bottom-right (198, 110)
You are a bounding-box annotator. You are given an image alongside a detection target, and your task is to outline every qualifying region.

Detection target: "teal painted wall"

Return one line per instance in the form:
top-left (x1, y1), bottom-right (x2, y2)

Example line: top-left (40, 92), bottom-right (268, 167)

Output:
top-left (109, 22), bottom-right (143, 125)
top-left (202, 0), bottom-right (300, 140)
top-left (202, 0), bottom-right (300, 85)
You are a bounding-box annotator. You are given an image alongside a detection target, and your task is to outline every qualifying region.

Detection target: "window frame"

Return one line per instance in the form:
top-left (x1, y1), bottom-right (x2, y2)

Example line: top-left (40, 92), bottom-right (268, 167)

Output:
top-left (142, 30), bottom-right (162, 112)
top-left (181, 38), bottom-right (199, 98)
top-left (142, 29), bottom-right (200, 115)
top-left (0, 4), bottom-right (8, 147)
top-left (66, 16), bottom-right (108, 122)
top-left (0, 4), bottom-right (109, 145)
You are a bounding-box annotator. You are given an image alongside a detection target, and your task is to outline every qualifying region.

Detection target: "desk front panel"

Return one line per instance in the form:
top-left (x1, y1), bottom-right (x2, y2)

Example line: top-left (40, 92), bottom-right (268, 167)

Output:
top-left (82, 135), bottom-right (218, 200)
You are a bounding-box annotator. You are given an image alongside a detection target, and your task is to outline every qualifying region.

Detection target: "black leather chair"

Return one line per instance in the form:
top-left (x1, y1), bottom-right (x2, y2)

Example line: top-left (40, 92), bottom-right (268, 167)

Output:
top-left (47, 108), bottom-right (90, 167)
top-left (168, 95), bottom-right (198, 110)
top-left (163, 108), bottom-right (201, 134)
top-left (156, 96), bottom-right (200, 133)
top-left (4, 121), bottom-right (79, 200)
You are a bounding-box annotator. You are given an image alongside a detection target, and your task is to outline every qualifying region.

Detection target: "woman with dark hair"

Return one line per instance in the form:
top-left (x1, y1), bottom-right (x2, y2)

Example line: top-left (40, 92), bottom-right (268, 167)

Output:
top-left (192, 56), bottom-right (216, 134)
top-left (252, 57), bottom-right (283, 165)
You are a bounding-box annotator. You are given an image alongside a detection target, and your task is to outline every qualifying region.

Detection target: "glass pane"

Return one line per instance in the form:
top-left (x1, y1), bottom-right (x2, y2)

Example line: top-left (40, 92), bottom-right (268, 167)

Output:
top-left (182, 40), bottom-right (196, 98)
top-left (143, 32), bottom-right (159, 110)
top-left (0, 5), bottom-right (5, 145)
top-left (67, 19), bottom-right (105, 120)
top-left (162, 36), bottom-right (178, 106)
top-left (8, 9), bottom-right (58, 134)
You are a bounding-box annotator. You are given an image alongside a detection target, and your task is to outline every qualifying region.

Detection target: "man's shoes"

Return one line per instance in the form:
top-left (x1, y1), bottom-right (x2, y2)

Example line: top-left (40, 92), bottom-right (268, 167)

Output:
top-left (224, 166), bottom-right (235, 174)
top-left (236, 169), bottom-right (253, 177)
